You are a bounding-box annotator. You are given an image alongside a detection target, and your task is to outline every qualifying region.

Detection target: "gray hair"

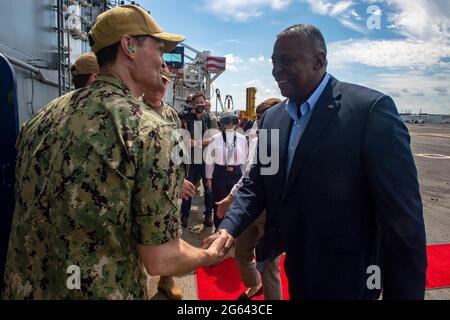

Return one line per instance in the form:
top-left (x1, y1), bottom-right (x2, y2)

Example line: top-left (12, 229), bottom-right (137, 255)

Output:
top-left (277, 24), bottom-right (327, 57)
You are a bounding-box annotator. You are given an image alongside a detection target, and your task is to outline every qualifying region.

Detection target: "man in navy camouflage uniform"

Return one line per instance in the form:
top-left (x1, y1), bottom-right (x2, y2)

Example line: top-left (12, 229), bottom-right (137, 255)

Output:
top-left (2, 5), bottom-right (227, 300)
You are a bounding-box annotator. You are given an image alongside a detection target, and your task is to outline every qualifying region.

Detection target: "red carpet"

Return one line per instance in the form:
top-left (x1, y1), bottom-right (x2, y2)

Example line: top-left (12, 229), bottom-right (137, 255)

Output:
top-left (197, 245), bottom-right (450, 300)
top-left (426, 244), bottom-right (450, 289)
top-left (197, 255), bottom-right (289, 300)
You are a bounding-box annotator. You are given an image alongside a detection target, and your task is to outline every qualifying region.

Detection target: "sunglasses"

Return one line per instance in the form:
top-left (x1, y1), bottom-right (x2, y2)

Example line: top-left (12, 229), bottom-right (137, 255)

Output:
top-left (220, 117), bottom-right (239, 125)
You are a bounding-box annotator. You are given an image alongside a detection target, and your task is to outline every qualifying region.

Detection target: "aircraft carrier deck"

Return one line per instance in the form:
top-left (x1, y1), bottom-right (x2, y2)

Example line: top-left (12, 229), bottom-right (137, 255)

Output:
top-left (148, 123), bottom-right (450, 300)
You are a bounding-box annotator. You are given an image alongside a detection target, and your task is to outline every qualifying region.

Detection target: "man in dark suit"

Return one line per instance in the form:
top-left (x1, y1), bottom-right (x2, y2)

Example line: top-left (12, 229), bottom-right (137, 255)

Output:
top-left (202, 24), bottom-right (427, 300)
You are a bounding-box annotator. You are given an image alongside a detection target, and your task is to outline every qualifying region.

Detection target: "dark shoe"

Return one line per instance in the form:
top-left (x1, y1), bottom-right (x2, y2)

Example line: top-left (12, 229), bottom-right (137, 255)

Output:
top-left (237, 287), bottom-right (263, 300)
top-left (181, 215), bottom-right (188, 228)
top-left (203, 213), bottom-right (213, 227)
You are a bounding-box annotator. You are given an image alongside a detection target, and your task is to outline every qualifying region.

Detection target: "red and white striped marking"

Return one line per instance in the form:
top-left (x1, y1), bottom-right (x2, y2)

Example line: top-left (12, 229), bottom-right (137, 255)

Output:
top-left (207, 56), bottom-right (226, 72)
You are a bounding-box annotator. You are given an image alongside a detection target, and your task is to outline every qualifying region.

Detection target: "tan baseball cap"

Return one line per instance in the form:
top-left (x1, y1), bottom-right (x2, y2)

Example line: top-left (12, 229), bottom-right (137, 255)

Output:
top-left (71, 52), bottom-right (100, 76)
top-left (89, 5), bottom-right (185, 54)
top-left (161, 65), bottom-right (171, 82)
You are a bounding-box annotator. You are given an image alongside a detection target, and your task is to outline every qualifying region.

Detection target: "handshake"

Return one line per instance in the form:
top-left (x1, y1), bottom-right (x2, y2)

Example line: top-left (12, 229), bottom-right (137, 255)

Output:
top-left (201, 229), bottom-right (235, 266)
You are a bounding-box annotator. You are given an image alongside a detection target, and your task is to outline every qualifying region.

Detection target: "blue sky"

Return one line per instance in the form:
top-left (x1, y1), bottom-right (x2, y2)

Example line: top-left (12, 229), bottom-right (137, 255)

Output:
top-left (139, 0), bottom-right (449, 114)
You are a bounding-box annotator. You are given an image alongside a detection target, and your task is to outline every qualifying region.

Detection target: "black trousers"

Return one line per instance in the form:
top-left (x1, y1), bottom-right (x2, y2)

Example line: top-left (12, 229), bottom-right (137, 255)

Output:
top-left (181, 163), bottom-right (213, 219)
top-left (212, 165), bottom-right (243, 229)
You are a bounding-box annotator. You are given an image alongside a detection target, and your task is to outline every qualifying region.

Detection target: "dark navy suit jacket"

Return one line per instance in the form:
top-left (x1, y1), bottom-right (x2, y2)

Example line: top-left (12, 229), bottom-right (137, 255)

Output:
top-left (220, 75), bottom-right (427, 300)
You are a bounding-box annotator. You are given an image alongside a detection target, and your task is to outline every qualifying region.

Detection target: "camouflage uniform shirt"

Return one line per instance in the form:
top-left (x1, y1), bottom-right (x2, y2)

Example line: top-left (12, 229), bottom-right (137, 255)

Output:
top-left (142, 100), bottom-right (190, 171)
top-left (3, 76), bottom-right (184, 300)
top-left (158, 102), bottom-right (182, 130)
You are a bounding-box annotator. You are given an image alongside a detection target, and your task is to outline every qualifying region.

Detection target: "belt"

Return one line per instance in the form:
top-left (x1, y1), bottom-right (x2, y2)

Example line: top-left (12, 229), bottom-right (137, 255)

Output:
top-left (216, 165), bottom-right (239, 172)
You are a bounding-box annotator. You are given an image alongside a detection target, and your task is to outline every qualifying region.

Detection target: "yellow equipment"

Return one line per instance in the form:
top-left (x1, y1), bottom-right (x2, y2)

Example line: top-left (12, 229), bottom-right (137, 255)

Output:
top-left (246, 87), bottom-right (257, 121)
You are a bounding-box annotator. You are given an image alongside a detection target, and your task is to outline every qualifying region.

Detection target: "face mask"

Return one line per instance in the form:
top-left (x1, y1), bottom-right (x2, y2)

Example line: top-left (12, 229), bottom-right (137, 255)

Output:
top-left (195, 105), bottom-right (205, 113)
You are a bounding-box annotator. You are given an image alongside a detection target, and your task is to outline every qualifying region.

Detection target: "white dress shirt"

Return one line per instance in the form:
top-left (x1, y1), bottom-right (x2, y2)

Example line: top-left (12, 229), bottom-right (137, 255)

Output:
top-left (205, 130), bottom-right (248, 179)
top-left (230, 128), bottom-right (258, 197)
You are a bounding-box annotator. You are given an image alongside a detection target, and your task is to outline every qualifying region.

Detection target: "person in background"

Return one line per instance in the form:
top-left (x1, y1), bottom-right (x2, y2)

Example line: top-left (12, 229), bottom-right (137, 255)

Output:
top-left (205, 99), bottom-right (212, 113)
top-left (205, 110), bottom-right (248, 229)
top-left (143, 66), bottom-right (196, 300)
top-left (215, 98), bottom-right (282, 300)
top-left (186, 93), bottom-right (194, 106)
top-left (181, 92), bottom-right (219, 228)
top-left (70, 52), bottom-right (100, 89)
top-left (242, 119), bottom-right (254, 132)
top-left (179, 93), bottom-right (195, 129)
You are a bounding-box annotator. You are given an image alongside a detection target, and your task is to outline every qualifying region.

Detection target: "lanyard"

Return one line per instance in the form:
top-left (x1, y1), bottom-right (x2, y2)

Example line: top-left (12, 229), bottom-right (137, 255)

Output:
top-left (221, 131), bottom-right (237, 164)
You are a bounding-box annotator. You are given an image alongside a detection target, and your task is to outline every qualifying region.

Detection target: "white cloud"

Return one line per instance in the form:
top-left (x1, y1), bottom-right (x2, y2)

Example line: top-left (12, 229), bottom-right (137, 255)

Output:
top-left (305, 0), bottom-right (350, 15)
top-left (358, 72), bottom-right (450, 114)
top-left (271, 0), bottom-right (292, 9)
top-left (245, 79), bottom-right (264, 87)
top-left (338, 18), bottom-right (368, 33)
top-left (224, 54), bottom-right (243, 64)
top-left (224, 53), bottom-right (244, 72)
top-left (213, 53), bottom-right (281, 111)
top-left (202, 0), bottom-right (292, 22)
top-left (328, 39), bottom-right (450, 69)
top-left (249, 55), bottom-right (267, 63)
top-left (349, 9), bottom-right (363, 20)
top-left (303, 0), bottom-right (449, 39)
top-left (260, 85), bottom-right (282, 100)
top-left (321, 1), bottom-right (449, 114)
top-left (327, 0), bottom-right (450, 72)
top-left (382, 0), bottom-right (450, 41)
top-left (363, 72), bottom-right (449, 93)
top-left (243, 79), bottom-right (281, 104)
top-left (211, 1), bottom-right (450, 114)
top-left (303, 0), bottom-right (366, 33)
top-left (330, 0), bottom-right (353, 15)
